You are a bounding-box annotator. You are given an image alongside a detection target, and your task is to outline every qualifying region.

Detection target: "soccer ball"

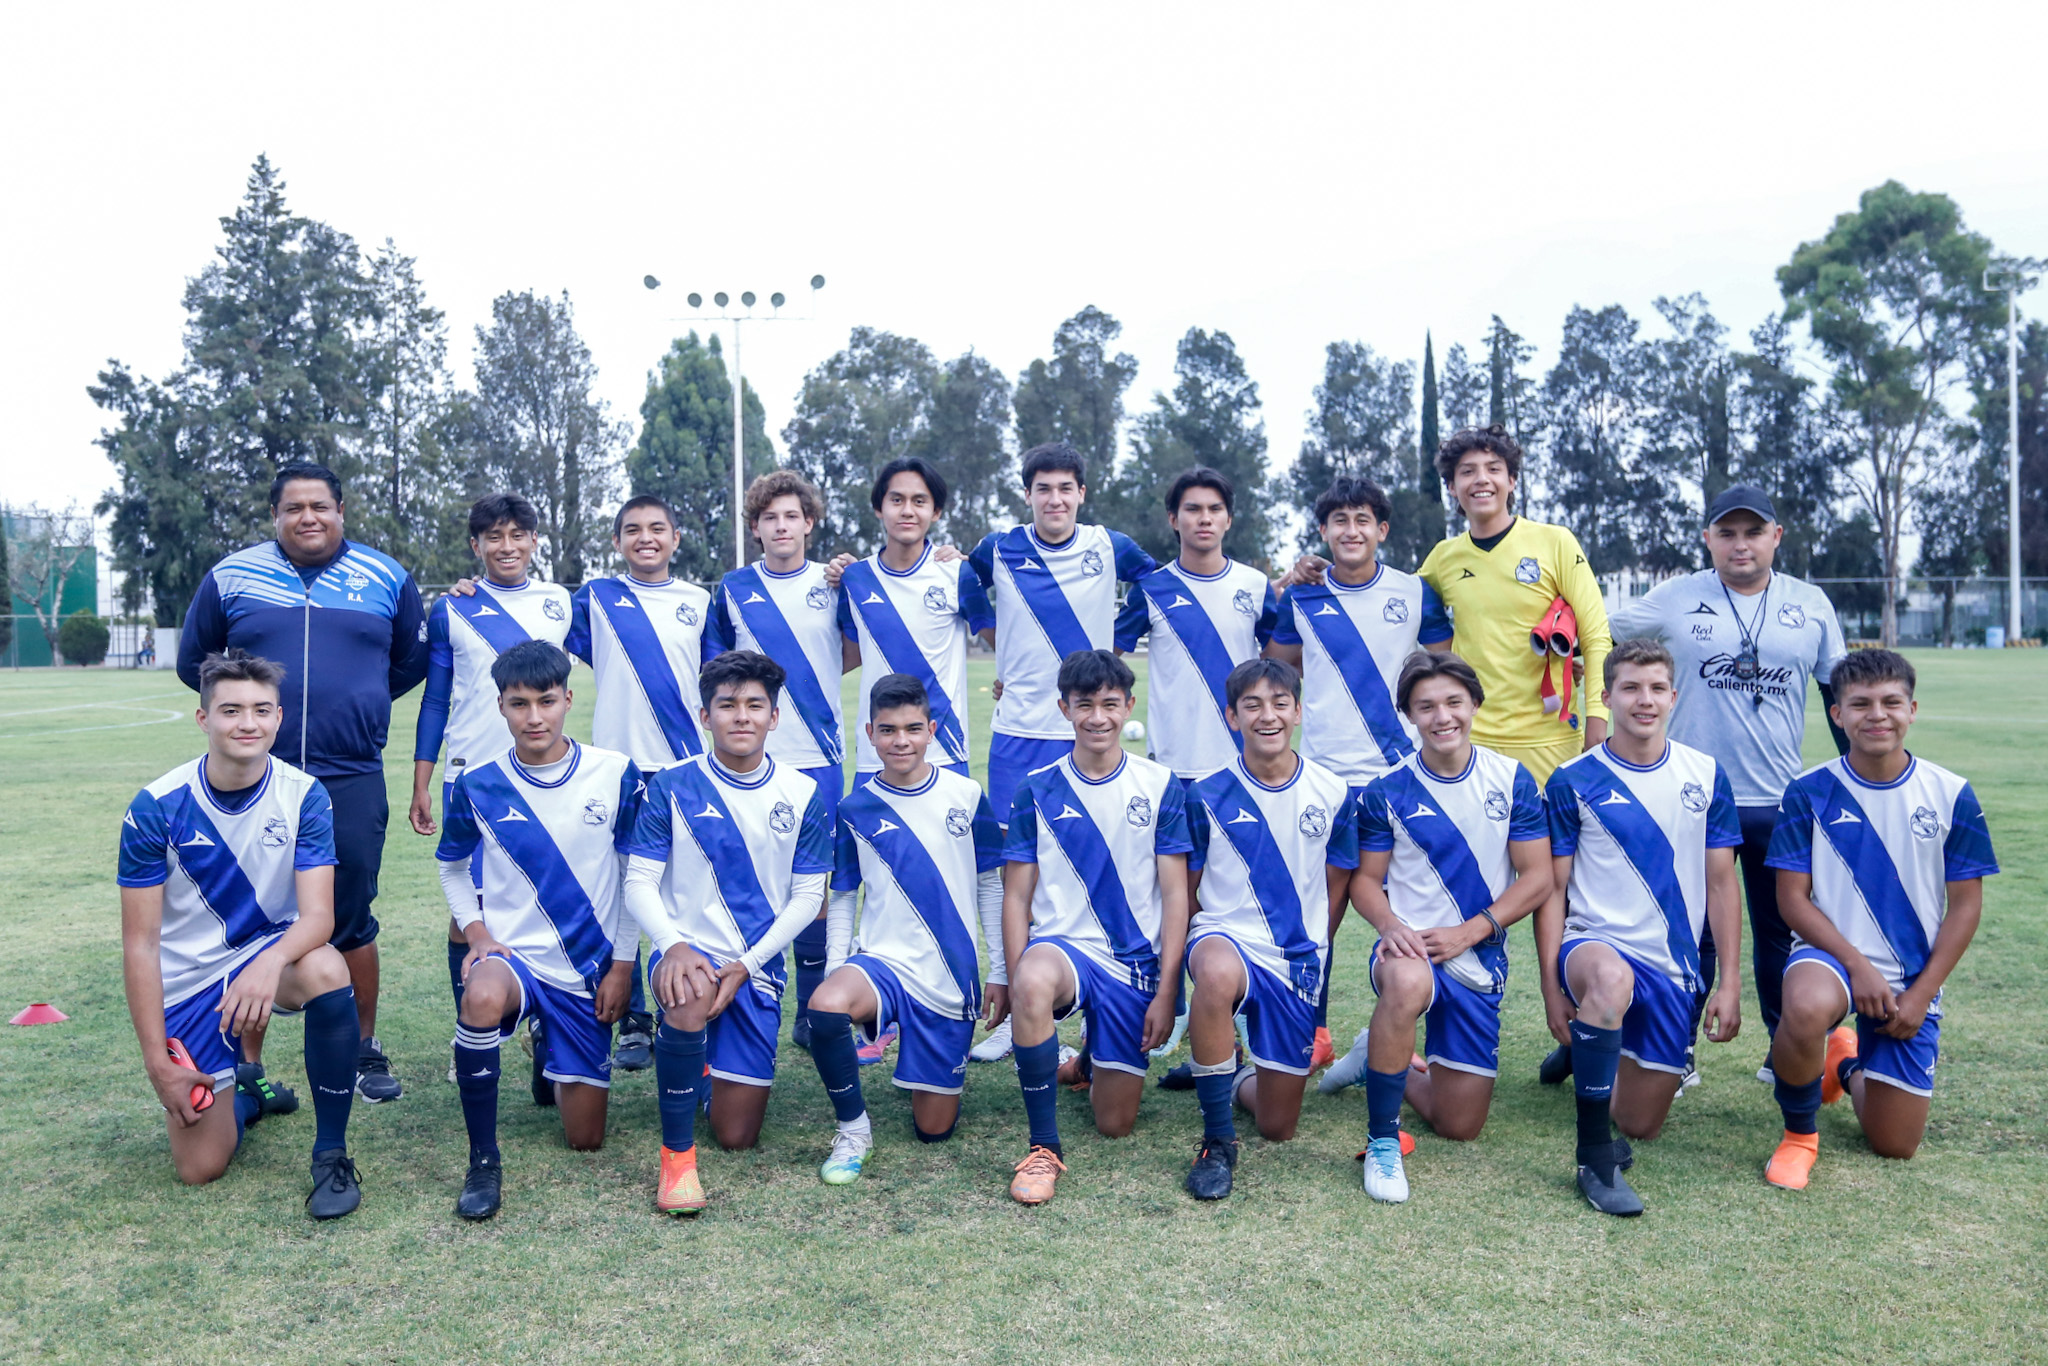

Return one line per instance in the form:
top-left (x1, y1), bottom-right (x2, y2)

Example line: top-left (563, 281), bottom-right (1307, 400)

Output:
top-left (1122, 720), bottom-right (1146, 742)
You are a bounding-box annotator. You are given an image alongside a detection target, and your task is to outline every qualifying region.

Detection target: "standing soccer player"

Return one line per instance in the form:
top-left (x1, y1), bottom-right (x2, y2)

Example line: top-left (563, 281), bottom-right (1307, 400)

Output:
top-left (621, 651), bottom-right (834, 1213)
top-left (434, 642), bottom-right (641, 1221)
top-left (802, 673), bottom-right (1007, 1184)
top-left (1760, 650), bottom-right (1996, 1189)
top-left (1536, 639), bottom-right (1744, 1216)
top-left (119, 650), bottom-right (363, 1218)
top-left (997, 650), bottom-right (1191, 1203)
top-left (1180, 659), bottom-right (1360, 1200)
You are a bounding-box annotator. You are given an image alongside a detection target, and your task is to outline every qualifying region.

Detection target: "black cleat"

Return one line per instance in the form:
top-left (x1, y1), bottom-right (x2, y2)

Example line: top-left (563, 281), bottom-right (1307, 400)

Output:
top-left (1185, 1137), bottom-right (1239, 1201)
top-left (1613, 1136), bottom-right (1634, 1171)
top-left (457, 1155), bottom-right (503, 1221)
top-left (1538, 1045), bottom-right (1574, 1085)
top-left (237, 1063), bottom-right (298, 1125)
top-left (1157, 1061), bottom-right (1196, 1091)
top-left (791, 1012), bottom-right (814, 1053)
top-left (306, 1148), bottom-right (361, 1220)
top-left (528, 1019), bottom-right (555, 1108)
top-left (614, 1011), bottom-right (654, 1072)
top-left (355, 1037), bottom-right (403, 1104)
top-left (1576, 1143), bottom-right (1643, 1216)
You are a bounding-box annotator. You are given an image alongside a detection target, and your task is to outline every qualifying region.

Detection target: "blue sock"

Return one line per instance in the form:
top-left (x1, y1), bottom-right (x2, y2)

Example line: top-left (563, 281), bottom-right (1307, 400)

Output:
top-left (1365, 1066), bottom-right (1408, 1142)
top-left (807, 1009), bottom-right (866, 1123)
top-left (447, 941), bottom-right (467, 1010)
top-left (1014, 1035), bottom-right (1062, 1154)
top-left (629, 949), bottom-right (647, 1017)
top-left (301, 986), bottom-right (359, 1153)
top-left (1315, 942), bottom-right (1334, 1028)
top-left (1194, 1062), bottom-right (1238, 1142)
top-left (453, 1024), bottom-right (501, 1164)
top-left (793, 920), bottom-right (829, 1013)
top-left (1837, 1055), bottom-right (1862, 1090)
top-left (654, 1021), bottom-right (706, 1151)
top-left (1776, 1075), bottom-right (1823, 1135)
top-left (1571, 1021), bottom-right (1623, 1153)
top-left (233, 1085), bottom-right (260, 1131)
top-left (913, 1118), bottom-right (957, 1143)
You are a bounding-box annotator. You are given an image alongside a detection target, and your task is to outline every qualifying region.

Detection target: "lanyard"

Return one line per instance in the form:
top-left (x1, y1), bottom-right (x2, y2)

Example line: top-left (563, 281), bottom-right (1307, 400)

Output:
top-left (1719, 576), bottom-right (1769, 703)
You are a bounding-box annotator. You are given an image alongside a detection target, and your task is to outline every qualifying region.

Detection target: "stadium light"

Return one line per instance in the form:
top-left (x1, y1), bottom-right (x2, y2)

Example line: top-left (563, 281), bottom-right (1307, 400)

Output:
top-left (1984, 264), bottom-right (2038, 646)
top-left (643, 274), bottom-right (829, 568)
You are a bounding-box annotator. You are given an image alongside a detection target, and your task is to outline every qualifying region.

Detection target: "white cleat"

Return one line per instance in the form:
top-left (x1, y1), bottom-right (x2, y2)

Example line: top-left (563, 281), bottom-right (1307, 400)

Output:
top-left (1318, 1025), bottom-right (1374, 1093)
top-left (1362, 1136), bottom-right (1410, 1203)
top-left (1677, 1067), bottom-right (1703, 1097)
top-left (970, 1017), bottom-right (1014, 1063)
top-left (1148, 1012), bottom-right (1188, 1062)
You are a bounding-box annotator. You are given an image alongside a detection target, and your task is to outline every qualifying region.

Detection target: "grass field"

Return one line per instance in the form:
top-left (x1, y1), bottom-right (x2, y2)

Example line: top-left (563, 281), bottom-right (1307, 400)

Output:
top-left (1, 654), bottom-right (2043, 1365)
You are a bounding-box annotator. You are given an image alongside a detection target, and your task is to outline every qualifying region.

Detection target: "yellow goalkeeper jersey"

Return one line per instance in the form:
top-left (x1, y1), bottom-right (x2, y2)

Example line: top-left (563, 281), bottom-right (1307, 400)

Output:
top-left (1417, 518), bottom-right (1613, 751)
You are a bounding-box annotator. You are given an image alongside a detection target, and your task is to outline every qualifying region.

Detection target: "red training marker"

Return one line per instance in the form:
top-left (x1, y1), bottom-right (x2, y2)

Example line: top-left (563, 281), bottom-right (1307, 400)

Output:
top-left (9, 1003), bottom-right (68, 1026)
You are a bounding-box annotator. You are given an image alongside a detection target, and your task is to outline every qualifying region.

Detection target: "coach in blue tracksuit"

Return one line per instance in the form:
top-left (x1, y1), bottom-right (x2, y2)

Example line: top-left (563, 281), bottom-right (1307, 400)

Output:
top-left (178, 462), bottom-right (430, 1103)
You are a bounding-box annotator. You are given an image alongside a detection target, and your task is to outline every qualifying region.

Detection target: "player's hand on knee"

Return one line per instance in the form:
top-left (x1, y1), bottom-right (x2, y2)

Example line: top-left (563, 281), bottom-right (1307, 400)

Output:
top-left (461, 937), bottom-right (510, 982)
top-left (652, 945), bottom-right (715, 1013)
top-left (1846, 957), bottom-right (1895, 1023)
top-left (149, 1059), bottom-right (213, 1128)
top-left (218, 951), bottom-right (283, 1039)
top-left (1382, 922), bottom-right (1431, 960)
top-left (706, 960), bottom-right (751, 1019)
top-left (982, 983), bottom-right (1010, 1032)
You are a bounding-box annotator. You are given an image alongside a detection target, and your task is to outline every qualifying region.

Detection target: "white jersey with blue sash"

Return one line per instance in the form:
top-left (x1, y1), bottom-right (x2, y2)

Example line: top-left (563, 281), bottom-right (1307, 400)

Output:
top-left (1767, 755), bottom-right (1997, 998)
top-left (417, 579), bottom-right (573, 776)
top-left (1114, 559), bottom-right (1277, 778)
top-left (837, 543), bottom-right (993, 771)
top-left (712, 560), bottom-right (845, 770)
top-left (1359, 746), bottom-right (1546, 993)
top-left (566, 575), bottom-right (717, 768)
top-left (833, 766), bottom-right (1004, 1020)
top-left (1546, 741), bottom-right (1742, 990)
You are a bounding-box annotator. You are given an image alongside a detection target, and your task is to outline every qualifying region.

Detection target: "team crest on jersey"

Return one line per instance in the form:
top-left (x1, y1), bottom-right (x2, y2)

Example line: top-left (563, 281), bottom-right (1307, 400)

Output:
top-left (1126, 795), bottom-right (1153, 828)
top-left (1484, 789), bottom-right (1509, 821)
top-left (1680, 782), bottom-right (1708, 813)
top-left (1080, 549), bottom-right (1105, 577)
top-left (769, 801), bottom-right (796, 834)
top-left (583, 799), bottom-right (609, 825)
top-left (1298, 804), bottom-right (1329, 837)
top-left (946, 807), bottom-right (972, 838)
top-left (676, 603), bottom-right (699, 626)
top-left (1233, 589), bottom-right (1257, 617)
top-left (1910, 806), bottom-right (1939, 840)
top-left (924, 586), bottom-right (953, 614)
top-left (1514, 557), bottom-right (1540, 585)
top-left (1777, 603), bottom-right (1807, 629)
top-left (261, 817), bottom-right (289, 848)
top-left (345, 568), bottom-right (371, 592)
top-left (543, 598), bottom-right (566, 622)
top-left (806, 583), bottom-right (832, 611)
top-left (1383, 597), bottom-right (1409, 624)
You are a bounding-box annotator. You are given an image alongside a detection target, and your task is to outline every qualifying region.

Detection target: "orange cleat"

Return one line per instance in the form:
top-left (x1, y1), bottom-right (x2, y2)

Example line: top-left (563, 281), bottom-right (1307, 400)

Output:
top-left (1010, 1146), bottom-right (1067, 1205)
top-left (1310, 1027), bottom-right (1336, 1072)
top-left (657, 1144), bottom-right (707, 1215)
top-left (1765, 1130), bottom-right (1820, 1190)
top-left (1820, 1027), bottom-right (1859, 1106)
top-left (1355, 1131), bottom-right (1418, 1162)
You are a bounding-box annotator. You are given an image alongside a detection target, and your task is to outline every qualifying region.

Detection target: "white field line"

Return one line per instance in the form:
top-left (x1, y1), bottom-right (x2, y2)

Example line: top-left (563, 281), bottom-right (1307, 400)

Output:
top-left (0, 701), bottom-right (187, 739)
top-left (0, 691), bottom-right (189, 719)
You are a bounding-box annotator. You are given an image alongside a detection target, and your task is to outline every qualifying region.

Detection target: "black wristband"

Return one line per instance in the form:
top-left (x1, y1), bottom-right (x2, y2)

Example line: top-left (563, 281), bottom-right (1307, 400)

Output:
top-left (1478, 909), bottom-right (1505, 945)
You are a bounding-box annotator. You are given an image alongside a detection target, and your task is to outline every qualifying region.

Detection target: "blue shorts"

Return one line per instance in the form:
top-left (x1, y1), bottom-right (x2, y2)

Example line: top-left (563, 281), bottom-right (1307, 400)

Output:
top-left (1187, 931), bottom-right (1317, 1075)
top-left (1785, 945), bottom-right (1940, 1097)
top-left (1034, 936), bottom-right (1157, 1076)
top-left (1370, 943), bottom-right (1503, 1077)
top-left (485, 951), bottom-right (613, 1088)
top-left (987, 734), bottom-right (1074, 826)
top-left (648, 945), bottom-right (785, 1086)
top-left (164, 935), bottom-right (290, 1089)
top-left (800, 764), bottom-right (845, 833)
top-left (845, 954), bottom-right (973, 1094)
top-left (1558, 936), bottom-right (1693, 1075)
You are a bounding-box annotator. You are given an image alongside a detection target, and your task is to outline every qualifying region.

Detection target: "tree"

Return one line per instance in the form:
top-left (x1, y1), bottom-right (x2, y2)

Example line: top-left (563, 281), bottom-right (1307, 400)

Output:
top-left (1778, 181), bottom-right (2001, 644)
top-left (911, 351), bottom-right (1019, 549)
top-left (357, 239), bottom-right (468, 581)
top-left (782, 328), bottom-right (939, 559)
top-left (1810, 511), bottom-right (1886, 639)
top-left (1440, 342), bottom-right (1487, 432)
top-left (626, 331), bottom-right (774, 582)
top-left (58, 610), bottom-right (111, 667)
top-left (1485, 315), bottom-right (1538, 444)
top-left (1289, 341), bottom-right (1437, 568)
top-left (1013, 306), bottom-right (1138, 483)
top-left (1956, 313), bottom-right (2048, 578)
top-left (1419, 332), bottom-right (1442, 500)
top-left (0, 516), bottom-right (11, 656)
top-left (5, 503), bottom-right (95, 658)
top-left (1641, 293), bottom-right (1735, 545)
top-left (1732, 315), bottom-right (1836, 576)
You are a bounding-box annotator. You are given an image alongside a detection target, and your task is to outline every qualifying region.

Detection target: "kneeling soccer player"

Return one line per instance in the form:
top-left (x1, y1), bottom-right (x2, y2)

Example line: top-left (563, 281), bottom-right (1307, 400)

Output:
top-left (806, 672), bottom-right (1006, 1183)
top-left (1180, 658), bottom-right (1359, 1200)
top-left (1760, 649), bottom-right (1996, 1189)
top-left (435, 641), bottom-right (643, 1221)
top-left (999, 650), bottom-right (1191, 1203)
top-left (1537, 638), bottom-right (1744, 1216)
top-left (1342, 650), bottom-right (1550, 1202)
top-left (117, 649), bottom-right (363, 1218)
top-left (623, 650), bottom-right (834, 1212)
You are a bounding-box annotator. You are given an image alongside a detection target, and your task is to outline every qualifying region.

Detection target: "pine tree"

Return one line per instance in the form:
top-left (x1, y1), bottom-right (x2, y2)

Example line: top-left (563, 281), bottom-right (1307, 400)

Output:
top-left (1419, 331), bottom-right (1442, 507)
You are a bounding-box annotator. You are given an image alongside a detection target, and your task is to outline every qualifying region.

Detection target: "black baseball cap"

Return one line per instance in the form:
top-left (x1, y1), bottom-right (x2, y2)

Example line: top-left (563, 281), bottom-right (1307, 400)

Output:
top-left (1706, 484), bottom-right (1777, 525)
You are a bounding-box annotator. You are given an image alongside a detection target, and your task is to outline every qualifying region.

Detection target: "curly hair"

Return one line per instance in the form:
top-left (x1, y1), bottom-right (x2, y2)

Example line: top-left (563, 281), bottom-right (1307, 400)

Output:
top-left (1434, 423), bottom-right (1524, 486)
top-left (745, 470), bottom-right (824, 528)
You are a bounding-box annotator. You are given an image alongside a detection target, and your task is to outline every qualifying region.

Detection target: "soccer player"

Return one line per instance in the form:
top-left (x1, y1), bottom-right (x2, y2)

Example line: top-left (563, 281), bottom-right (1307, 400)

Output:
top-left (1536, 638), bottom-right (1744, 1216)
top-left (998, 650), bottom-right (1191, 1203)
top-left (1180, 659), bottom-right (1359, 1200)
top-left (434, 641), bottom-right (641, 1221)
top-left (621, 650), bottom-right (834, 1213)
top-left (1340, 651), bottom-right (1550, 1203)
top-left (803, 673), bottom-right (1006, 1184)
top-left (1760, 649), bottom-right (1997, 1188)
top-left (118, 650), bottom-right (363, 1218)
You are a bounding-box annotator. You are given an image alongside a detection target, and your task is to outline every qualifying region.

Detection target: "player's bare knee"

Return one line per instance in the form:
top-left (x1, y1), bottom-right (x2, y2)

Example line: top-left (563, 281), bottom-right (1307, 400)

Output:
top-left (458, 982), bottom-right (511, 1029)
top-left (712, 1116), bottom-right (761, 1151)
top-left (173, 1149), bottom-right (232, 1186)
top-left (664, 1000), bottom-right (711, 1033)
top-left (1256, 1113), bottom-right (1298, 1142)
top-left (298, 944), bottom-right (349, 995)
top-left (1868, 1132), bottom-right (1921, 1161)
top-left (1616, 1112), bottom-right (1665, 1142)
top-left (1436, 1113), bottom-right (1486, 1143)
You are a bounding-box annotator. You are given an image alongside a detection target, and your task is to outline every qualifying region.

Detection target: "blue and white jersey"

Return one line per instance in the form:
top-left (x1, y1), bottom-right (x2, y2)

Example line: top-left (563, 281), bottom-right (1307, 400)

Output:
top-left (712, 560), bottom-right (846, 770)
top-left (838, 543), bottom-right (994, 771)
top-left (1114, 559), bottom-right (1278, 778)
top-left (436, 742), bottom-right (642, 994)
top-left (1272, 564), bottom-right (1452, 786)
top-left (566, 575), bottom-right (719, 768)
top-left (971, 524), bottom-right (1157, 740)
top-left (1767, 755), bottom-right (1997, 998)
top-left (415, 579), bottom-right (574, 778)
top-left (1359, 746), bottom-right (1547, 993)
top-left (1546, 741), bottom-right (1742, 991)
top-left (118, 757), bottom-right (337, 1006)
top-left (624, 754), bottom-right (834, 971)
top-left (834, 766), bottom-right (1004, 1020)
top-left (1187, 755), bottom-right (1360, 999)
top-left (1002, 751), bottom-right (1193, 989)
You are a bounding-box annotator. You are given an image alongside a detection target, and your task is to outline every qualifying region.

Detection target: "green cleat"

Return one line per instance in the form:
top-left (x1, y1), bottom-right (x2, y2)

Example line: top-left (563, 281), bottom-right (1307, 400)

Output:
top-left (820, 1130), bottom-right (871, 1185)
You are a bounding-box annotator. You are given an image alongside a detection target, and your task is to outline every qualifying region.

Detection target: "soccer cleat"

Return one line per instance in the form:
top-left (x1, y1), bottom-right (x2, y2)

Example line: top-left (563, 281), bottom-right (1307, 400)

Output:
top-left (1538, 1044), bottom-right (1573, 1085)
top-left (657, 1145), bottom-right (707, 1214)
top-left (1317, 1026), bottom-right (1373, 1093)
top-left (355, 1037), bottom-right (402, 1104)
top-left (1185, 1137), bottom-right (1239, 1201)
top-left (1157, 1061), bottom-right (1196, 1091)
top-left (1354, 1131), bottom-right (1418, 1162)
top-left (1821, 1026), bottom-right (1859, 1106)
top-left (1010, 1146), bottom-right (1067, 1205)
top-left (456, 1155), bottom-right (503, 1221)
top-left (792, 1012), bottom-right (814, 1053)
top-left (857, 1021), bottom-right (899, 1066)
top-left (1148, 1010), bottom-right (1187, 1062)
top-left (529, 1018), bottom-right (555, 1109)
top-left (446, 1043), bottom-right (458, 1085)
top-left (306, 1148), bottom-right (361, 1221)
top-left (969, 1016), bottom-right (1014, 1063)
top-left (1362, 1136), bottom-right (1409, 1203)
top-left (236, 1062), bottom-right (299, 1125)
top-left (1765, 1130), bottom-right (1821, 1190)
top-left (1310, 1026), bottom-right (1337, 1072)
top-left (1756, 1062), bottom-right (1777, 1085)
top-left (1676, 1067), bottom-right (1703, 1097)
top-left (1575, 1145), bottom-right (1643, 1216)
top-left (1056, 1044), bottom-right (1089, 1091)
top-left (820, 1130), bottom-right (871, 1185)
top-left (614, 1010), bottom-right (654, 1072)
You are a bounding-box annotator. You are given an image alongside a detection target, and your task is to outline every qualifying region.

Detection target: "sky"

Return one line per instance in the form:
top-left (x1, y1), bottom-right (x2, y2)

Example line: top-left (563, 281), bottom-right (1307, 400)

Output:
top-left (3, 1), bottom-right (2045, 533)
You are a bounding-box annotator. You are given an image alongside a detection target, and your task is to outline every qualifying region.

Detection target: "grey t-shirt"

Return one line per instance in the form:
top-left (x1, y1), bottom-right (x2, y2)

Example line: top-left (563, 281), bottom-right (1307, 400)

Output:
top-left (1609, 569), bottom-right (1847, 806)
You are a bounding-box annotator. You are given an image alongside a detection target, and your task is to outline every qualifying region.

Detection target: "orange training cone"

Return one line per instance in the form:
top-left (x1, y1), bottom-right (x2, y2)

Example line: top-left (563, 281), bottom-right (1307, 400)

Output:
top-left (10, 1003), bottom-right (68, 1026)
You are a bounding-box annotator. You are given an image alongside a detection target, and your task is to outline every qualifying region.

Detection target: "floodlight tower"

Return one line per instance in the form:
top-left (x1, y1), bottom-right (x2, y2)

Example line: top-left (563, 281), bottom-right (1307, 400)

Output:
top-left (1983, 264), bottom-right (2037, 644)
top-left (643, 274), bottom-right (826, 569)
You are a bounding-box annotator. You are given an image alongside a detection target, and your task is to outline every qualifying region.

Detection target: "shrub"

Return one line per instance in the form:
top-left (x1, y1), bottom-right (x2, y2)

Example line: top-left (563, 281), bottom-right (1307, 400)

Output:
top-left (58, 610), bottom-right (110, 667)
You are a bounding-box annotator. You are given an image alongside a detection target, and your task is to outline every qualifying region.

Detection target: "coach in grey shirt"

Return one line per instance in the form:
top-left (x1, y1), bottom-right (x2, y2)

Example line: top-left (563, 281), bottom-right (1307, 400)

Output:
top-left (1610, 485), bottom-right (1847, 1068)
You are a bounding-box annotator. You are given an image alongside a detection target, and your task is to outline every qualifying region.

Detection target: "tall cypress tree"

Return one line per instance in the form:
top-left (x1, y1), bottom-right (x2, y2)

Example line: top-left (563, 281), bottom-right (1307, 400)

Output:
top-left (0, 516), bottom-right (12, 656)
top-left (1419, 331), bottom-right (1442, 507)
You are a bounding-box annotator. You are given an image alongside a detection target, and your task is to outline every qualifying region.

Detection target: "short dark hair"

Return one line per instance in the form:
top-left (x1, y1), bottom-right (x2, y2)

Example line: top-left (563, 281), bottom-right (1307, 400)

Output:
top-left (1057, 648), bottom-right (1135, 702)
top-left (1225, 657), bottom-right (1302, 709)
top-left (1830, 648), bottom-right (1917, 698)
top-left (870, 457), bottom-right (949, 514)
top-left (747, 470), bottom-right (825, 527)
top-left (1021, 442), bottom-right (1086, 490)
top-left (1603, 637), bottom-right (1676, 689)
top-left (491, 639), bottom-right (572, 695)
top-left (868, 672), bottom-right (930, 717)
top-left (1395, 650), bottom-right (1485, 714)
top-left (469, 492), bottom-right (539, 540)
top-left (1165, 466), bottom-right (1233, 517)
top-left (1434, 423), bottom-right (1524, 486)
top-left (269, 463), bottom-right (343, 509)
top-left (700, 650), bottom-right (786, 706)
top-left (613, 494), bottom-right (678, 538)
top-left (1313, 476), bottom-right (1392, 530)
top-left (198, 649), bottom-right (285, 707)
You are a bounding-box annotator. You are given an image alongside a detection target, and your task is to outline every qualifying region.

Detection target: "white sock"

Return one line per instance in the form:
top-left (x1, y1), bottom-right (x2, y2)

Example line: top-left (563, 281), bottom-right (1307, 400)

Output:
top-left (838, 1112), bottom-right (872, 1144)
